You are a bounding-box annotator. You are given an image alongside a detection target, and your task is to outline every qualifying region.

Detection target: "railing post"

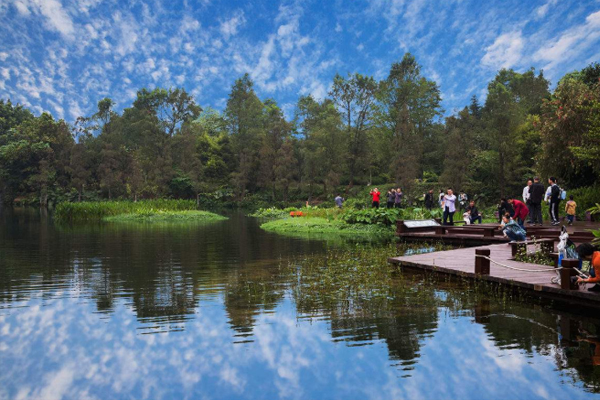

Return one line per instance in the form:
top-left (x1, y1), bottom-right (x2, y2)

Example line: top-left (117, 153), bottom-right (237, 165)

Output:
top-left (435, 225), bottom-right (445, 235)
top-left (475, 249), bottom-right (491, 275)
top-left (511, 242), bottom-right (527, 258)
top-left (560, 259), bottom-right (579, 290)
top-left (550, 252), bottom-right (559, 268)
top-left (483, 228), bottom-right (495, 238)
top-left (397, 220), bottom-right (407, 234)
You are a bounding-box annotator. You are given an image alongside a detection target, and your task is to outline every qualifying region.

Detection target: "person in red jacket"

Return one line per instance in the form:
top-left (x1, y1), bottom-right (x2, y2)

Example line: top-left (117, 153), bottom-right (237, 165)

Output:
top-left (370, 188), bottom-right (381, 208)
top-left (507, 197), bottom-right (529, 229)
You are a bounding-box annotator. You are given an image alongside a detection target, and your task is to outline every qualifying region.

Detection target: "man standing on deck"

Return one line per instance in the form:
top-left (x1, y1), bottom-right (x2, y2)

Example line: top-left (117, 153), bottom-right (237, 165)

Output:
top-left (523, 179), bottom-right (532, 223)
top-left (424, 190), bottom-right (434, 210)
top-left (548, 177), bottom-right (561, 226)
top-left (529, 177), bottom-right (545, 226)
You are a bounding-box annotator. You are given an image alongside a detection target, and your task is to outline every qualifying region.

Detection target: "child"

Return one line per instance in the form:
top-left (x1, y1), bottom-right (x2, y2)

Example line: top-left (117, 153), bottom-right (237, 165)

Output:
top-left (500, 213), bottom-right (526, 242)
top-left (565, 195), bottom-right (577, 225)
top-left (463, 209), bottom-right (472, 225)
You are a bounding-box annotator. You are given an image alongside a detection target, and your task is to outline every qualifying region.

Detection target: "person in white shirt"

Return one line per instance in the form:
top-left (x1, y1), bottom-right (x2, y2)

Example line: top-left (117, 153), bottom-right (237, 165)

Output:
top-left (523, 179), bottom-right (532, 223)
top-left (442, 189), bottom-right (457, 225)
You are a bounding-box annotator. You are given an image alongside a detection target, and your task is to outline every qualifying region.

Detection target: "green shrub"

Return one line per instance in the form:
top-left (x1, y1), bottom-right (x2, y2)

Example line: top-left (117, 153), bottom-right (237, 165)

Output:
top-left (249, 207), bottom-right (292, 219)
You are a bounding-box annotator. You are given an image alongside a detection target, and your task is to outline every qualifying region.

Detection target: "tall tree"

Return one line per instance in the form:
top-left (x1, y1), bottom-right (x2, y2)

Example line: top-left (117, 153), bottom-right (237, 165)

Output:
top-left (133, 88), bottom-right (202, 136)
top-left (295, 96), bottom-right (344, 197)
top-left (330, 73), bottom-right (377, 187)
top-left (225, 74), bottom-right (265, 199)
top-left (537, 74), bottom-right (600, 186)
top-left (483, 68), bottom-right (549, 197)
top-left (374, 53), bottom-right (442, 189)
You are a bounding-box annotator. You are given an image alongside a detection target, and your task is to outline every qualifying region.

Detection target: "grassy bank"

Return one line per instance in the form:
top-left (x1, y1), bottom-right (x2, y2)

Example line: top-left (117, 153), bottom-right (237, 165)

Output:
top-left (104, 210), bottom-right (227, 223)
top-left (54, 200), bottom-right (223, 223)
top-left (260, 217), bottom-right (395, 241)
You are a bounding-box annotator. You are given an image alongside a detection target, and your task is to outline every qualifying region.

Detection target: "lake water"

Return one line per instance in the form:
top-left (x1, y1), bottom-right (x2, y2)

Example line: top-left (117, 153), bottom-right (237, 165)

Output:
top-left (1, 208), bottom-right (600, 400)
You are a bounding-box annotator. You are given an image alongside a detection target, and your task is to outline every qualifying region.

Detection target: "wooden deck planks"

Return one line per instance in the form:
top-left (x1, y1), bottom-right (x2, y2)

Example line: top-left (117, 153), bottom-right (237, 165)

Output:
top-left (389, 243), bottom-right (600, 307)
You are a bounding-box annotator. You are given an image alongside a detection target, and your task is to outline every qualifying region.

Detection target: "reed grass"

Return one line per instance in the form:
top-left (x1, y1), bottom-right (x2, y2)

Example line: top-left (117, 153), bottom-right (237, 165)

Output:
top-left (54, 199), bottom-right (198, 222)
top-left (104, 210), bottom-right (227, 223)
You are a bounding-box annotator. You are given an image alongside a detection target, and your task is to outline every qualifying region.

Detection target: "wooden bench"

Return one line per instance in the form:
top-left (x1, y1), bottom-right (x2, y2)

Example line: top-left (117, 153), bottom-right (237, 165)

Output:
top-left (435, 225), bottom-right (497, 237)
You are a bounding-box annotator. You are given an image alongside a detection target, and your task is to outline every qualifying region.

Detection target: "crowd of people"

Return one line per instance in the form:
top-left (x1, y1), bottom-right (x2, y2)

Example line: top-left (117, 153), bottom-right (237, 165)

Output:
top-left (435, 176), bottom-right (578, 242)
top-left (367, 188), bottom-right (404, 209)
top-left (346, 178), bottom-right (578, 239)
top-left (361, 181), bottom-right (599, 293)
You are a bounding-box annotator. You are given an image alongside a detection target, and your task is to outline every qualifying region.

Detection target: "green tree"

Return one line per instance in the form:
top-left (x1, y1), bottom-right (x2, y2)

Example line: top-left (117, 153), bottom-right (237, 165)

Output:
top-left (537, 75), bottom-right (600, 186)
top-left (483, 68), bottom-right (549, 197)
top-left (374, 54), bottom-right (442, 189)
top-left (133, 88), bottom-right (202, 136)
top-left (330, 73), bottom-right (377, 187)
top-left (295, 96), bottom-right (345, 198)
top-left (225, 74), bottom-right (265, 199)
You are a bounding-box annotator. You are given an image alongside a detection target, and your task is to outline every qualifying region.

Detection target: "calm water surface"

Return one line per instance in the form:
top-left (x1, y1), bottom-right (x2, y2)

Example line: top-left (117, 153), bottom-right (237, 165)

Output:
top-left (1, 208), bottom-right (600, 400)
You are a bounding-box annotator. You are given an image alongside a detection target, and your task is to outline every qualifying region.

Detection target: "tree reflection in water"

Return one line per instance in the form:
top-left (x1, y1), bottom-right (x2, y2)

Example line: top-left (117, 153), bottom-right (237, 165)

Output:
top-left (2, 208), bottom-right (600, 396)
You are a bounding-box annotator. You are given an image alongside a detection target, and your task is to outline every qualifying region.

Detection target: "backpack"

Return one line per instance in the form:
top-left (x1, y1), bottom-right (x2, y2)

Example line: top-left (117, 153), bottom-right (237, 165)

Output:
top-left (560, 187), bottom-right (567, 200)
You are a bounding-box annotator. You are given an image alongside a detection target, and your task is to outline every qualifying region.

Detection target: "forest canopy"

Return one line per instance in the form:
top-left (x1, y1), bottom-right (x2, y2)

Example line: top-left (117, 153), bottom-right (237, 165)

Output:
top-left (1, 54), bottom-right (599, 207)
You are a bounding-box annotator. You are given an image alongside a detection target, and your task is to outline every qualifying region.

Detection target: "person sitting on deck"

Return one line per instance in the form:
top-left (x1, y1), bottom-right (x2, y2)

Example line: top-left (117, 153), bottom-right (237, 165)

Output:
top-left (576, 243), bottom-right (600, 292)
top-left (499, 213), bottom-right (526, 243)
top-left (466, 200), bottom-right (482, 224)
top-left (507, 197), bottom-right (529, 228)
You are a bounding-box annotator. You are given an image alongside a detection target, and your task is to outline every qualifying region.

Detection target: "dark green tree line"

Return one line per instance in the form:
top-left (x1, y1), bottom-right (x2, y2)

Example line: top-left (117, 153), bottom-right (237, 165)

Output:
top-left (1, 58), bottom-right (599, 207)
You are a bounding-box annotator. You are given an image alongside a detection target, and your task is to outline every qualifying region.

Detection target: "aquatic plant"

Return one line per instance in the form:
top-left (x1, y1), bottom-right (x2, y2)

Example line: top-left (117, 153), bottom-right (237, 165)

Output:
top-left (104, 210), bottom-right (227, 223)
top-left (514, 246), bottom-right (554, 266)
top-left (54, 199), bottom-right (198, 222)
top-left (260, 217), bottom-right (395, 240)
top-left (248, 207), bottom-right (298, 219)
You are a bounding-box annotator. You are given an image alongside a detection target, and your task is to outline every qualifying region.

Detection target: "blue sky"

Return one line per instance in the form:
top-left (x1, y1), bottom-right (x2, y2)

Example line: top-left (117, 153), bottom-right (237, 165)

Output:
top-left (1, 0), bottom-right (599, 122)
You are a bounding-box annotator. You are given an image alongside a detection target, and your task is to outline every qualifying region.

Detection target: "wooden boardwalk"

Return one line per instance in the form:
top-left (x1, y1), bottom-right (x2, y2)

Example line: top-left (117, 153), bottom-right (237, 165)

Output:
top-left (389, 243), bottom-right (600, 308)
top-left (396, 220), bottom-right (597, 246)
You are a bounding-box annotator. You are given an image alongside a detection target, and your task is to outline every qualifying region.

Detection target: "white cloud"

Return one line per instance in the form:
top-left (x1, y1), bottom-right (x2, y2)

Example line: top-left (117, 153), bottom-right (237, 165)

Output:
top-left (535, 0), bottom-right (558, 19)
top-left (13, 0), bottom-right (75, 37)
top-left (481, 31), bottom-right (524, 69)
top-left (251, 35), bottom-right (276, 86)
top-left (220, 11), bottom-right (245, 40)
top-left (112, 12), bottom-right (139, 57)
top-left (534, 10), bottom-right (600, 71)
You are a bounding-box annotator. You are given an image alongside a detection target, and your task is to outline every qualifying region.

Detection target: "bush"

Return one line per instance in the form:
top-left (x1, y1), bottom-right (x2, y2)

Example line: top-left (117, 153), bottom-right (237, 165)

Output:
top-left (340, 208), bottom-right (402, 226)
top-left (249, 207), bottom-right (292, 219)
